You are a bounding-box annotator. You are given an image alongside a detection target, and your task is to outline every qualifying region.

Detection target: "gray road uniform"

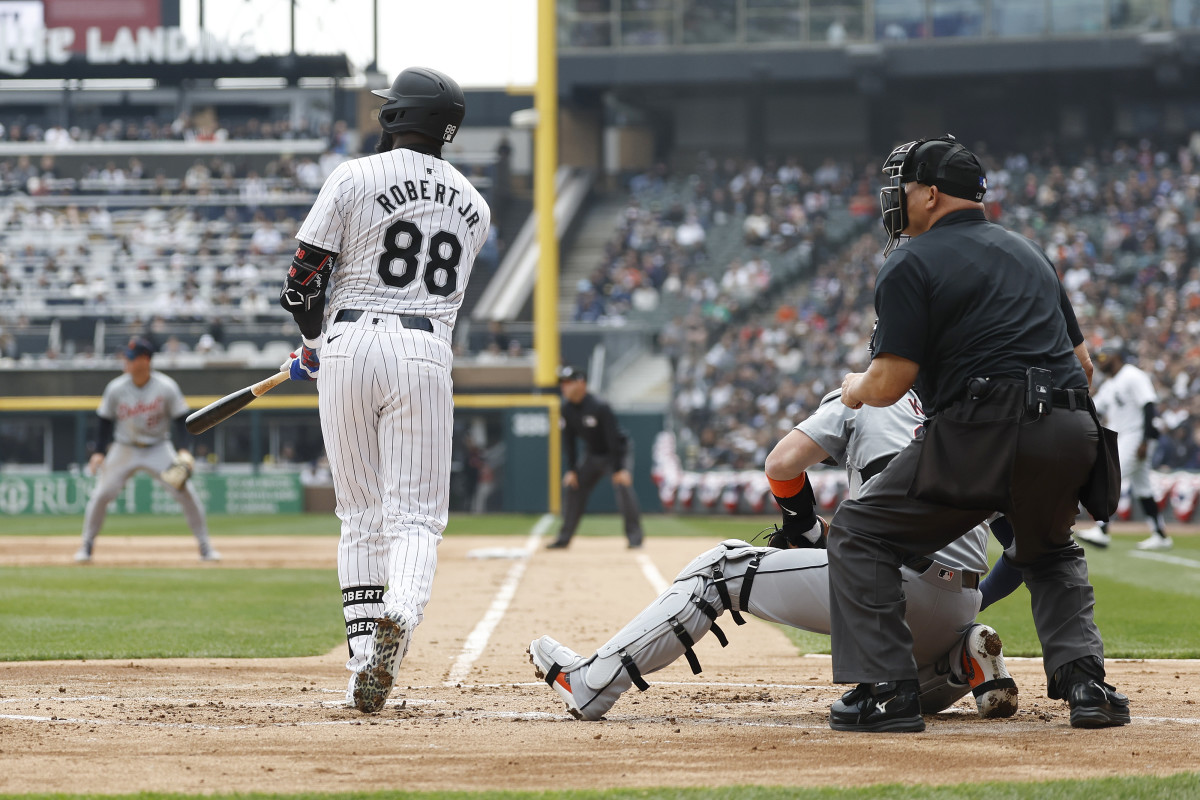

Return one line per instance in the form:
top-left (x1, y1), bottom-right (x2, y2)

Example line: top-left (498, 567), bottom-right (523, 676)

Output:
top-left (81, 371), bottom-right (212, 554)
top-left (534, 390), bottom-right (1002, 720)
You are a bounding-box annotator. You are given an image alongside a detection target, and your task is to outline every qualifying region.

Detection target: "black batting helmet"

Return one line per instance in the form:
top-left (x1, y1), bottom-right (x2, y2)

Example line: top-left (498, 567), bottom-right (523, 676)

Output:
top-left (372, 67), bottom-right (466, 144)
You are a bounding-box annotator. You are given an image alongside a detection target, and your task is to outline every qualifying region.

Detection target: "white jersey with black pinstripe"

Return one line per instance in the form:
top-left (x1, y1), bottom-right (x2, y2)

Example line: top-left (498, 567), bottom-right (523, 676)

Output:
top-left (294, 146), bottom-right (490, 683)
top-left (296, 148), bottom-right (490, 331)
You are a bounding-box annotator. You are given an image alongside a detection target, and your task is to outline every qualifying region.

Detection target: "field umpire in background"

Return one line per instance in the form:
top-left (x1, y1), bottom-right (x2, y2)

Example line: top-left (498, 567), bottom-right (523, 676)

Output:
top-left (828, 135), bottom-right (1129, 732)
top-left (546, 366), bottom-right (644, 549)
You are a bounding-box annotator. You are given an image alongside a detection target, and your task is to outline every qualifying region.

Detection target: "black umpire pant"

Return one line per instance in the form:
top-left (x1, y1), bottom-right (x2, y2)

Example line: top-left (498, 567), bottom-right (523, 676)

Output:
top-left (828, 389), bottom-right (1105, 691)
top-left (553, 453), bottom-right (644, 546)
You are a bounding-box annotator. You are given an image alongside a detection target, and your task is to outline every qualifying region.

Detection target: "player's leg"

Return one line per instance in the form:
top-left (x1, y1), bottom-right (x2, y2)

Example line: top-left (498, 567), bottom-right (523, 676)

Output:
top-left (1131, 444), bottom-right (1171, 549)
top-left (979, 515), bottom-right (1023, 611)
top-left (529, 543), bottom-right (829, 720)
top-left (78, 443), bottom-right (139, 561)
top-left (903, 572), bottom-right (1017, 718)
top-left (614, 454), bottom-right (644, 547)
top-left (549, 455), bottom-right (605, 547)
top-left (148, 443), bottom-right (217, 560)
top-left (319, 330), bottom-right (394, 707)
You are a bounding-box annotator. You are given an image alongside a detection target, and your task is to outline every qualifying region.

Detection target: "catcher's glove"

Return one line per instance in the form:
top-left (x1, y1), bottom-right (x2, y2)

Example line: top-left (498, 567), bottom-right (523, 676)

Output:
top-left (763, 516), bottom-right (829, 550)
top-left (160, 450), bottom-right (195, 490)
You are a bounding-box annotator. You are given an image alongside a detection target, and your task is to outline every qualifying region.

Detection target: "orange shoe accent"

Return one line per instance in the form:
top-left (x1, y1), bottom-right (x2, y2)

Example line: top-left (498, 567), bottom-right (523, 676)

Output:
top-left (961, 647), bottom-right (982, 688)
top-left (554, 672), bottom-right (572, 693)
top-left (767, 472), bottom-right (807, 499)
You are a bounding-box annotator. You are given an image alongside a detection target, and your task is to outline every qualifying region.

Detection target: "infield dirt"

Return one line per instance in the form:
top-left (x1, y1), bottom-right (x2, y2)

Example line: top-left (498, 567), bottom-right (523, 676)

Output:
top-left (1, 534), bottom-right (1197, 793)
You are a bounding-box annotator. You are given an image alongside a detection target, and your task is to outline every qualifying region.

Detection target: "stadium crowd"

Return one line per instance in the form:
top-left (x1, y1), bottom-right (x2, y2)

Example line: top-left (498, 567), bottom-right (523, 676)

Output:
top-left (578, 136), bottom-right (1200, 473)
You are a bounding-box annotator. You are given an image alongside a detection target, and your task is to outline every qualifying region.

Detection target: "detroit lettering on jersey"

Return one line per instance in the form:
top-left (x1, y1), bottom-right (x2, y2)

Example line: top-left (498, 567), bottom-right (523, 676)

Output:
top-left (117, 397), bottom-right (166, 429)
top-left (374, 179), bottom-right (483, 230)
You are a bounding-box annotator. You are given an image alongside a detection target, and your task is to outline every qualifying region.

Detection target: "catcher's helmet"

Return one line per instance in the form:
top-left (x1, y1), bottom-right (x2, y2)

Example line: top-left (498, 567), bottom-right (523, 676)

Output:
top-left (878, 134), bottom-right (987, 256)
top-left (372, 67), bottom-right (465, 144)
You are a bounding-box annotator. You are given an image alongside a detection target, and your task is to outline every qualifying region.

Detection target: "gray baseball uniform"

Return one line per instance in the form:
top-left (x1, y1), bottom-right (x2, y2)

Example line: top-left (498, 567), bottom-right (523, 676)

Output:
top-left (80, 371), bottom-right (211, 554)
top-left (294, 146), bottom-right (490, 681)
top-left (535, 390), bottom-right (992, 720)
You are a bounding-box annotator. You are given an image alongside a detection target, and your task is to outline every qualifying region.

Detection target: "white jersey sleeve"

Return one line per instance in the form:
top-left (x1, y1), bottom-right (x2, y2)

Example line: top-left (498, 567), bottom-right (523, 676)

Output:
top-left (296, 161), bottom-right (352, 254)
top-left (296, 149), bottom-right (490, 332)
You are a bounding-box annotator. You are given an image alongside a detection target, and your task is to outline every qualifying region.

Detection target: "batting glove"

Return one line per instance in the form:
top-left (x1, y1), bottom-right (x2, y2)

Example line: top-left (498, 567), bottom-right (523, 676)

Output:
top-left (282, 334), bottom-right (323, 381)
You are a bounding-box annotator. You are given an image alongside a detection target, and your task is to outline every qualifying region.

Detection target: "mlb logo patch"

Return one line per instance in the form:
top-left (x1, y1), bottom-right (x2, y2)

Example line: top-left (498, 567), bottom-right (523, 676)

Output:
top-left (937, 568), bottom-right (955, 582)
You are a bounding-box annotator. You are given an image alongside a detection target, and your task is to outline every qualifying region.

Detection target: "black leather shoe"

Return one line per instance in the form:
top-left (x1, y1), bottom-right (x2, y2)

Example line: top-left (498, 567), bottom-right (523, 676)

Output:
top-left (1067, 679), bottom-right (1131, 728)
top-left (829, 680), bottom-right (925, 732)
top-left (545, 540), bottom-right (570, 550)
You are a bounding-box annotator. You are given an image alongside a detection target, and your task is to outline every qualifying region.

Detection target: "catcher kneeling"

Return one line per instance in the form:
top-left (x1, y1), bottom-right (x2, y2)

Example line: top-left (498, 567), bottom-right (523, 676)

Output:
top-left (529, 389), bottom-right (1019, 722)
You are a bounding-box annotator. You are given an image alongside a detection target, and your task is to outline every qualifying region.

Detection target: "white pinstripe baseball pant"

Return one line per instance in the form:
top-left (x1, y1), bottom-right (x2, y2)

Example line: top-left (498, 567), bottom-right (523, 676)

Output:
top-left (318, 312), bottom-right (454, 673)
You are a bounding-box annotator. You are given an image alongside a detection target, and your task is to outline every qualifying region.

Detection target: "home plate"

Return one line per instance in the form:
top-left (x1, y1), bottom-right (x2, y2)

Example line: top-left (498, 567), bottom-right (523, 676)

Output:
top-left (466, 547), bottom-right (529, 560)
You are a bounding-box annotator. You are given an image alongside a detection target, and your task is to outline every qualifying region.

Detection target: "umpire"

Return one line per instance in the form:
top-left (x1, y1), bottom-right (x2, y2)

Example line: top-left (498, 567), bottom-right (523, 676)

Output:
top-left (826, 135), bottom-right (1129, 733)
top-left (546, 366), bottom-right (645, 549)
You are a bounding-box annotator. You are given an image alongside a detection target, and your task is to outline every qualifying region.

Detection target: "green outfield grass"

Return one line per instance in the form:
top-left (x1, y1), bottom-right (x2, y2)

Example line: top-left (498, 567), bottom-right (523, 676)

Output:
top-left (4, 773), bottom-right (1200, 799)
top-left (2, 515), bottom-right (1197, 661)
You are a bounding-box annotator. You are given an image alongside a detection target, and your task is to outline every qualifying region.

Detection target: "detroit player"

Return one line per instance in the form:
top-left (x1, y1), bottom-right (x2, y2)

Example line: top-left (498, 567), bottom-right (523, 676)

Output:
top-left (75, 337), bottom-right (217, 563)
top-left (277, 67), bottom-right (490, 713)
top-left (529, 388), bottom-right (1018, 722)
top-left (1076, 345), bottom-right (1170, 550)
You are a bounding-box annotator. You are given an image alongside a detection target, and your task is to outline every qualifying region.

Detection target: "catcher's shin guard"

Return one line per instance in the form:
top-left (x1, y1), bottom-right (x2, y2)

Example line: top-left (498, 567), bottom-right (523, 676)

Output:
top-left (568, 543), bottom-right (767, 716)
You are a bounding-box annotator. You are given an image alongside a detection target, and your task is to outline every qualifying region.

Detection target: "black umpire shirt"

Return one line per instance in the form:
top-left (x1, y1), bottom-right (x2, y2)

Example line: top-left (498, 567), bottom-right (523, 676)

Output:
top-left (872, 209), bottom-right (1087, 414)
top-left (561, 392), bottom-right (629, 473)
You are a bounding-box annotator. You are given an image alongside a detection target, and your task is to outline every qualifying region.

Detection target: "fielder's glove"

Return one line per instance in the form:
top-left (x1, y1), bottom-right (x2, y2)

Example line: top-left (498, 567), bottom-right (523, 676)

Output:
top-left (160, 450), bottom-right (195, 490)
top-left (764, 516), bottom-right (829, 550)
top-left (282, 334), bottom-right (323, 381)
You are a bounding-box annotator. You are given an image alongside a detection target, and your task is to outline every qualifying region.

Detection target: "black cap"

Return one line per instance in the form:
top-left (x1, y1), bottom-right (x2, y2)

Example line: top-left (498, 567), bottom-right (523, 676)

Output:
top-left (1095, 344), bottom-right (1127, 364)
top-left (900, 135), bottom-right (988, 202)
top-left (124, 337), bottom-right (155, 359)
top-left (557, 365), bottom-right (586, 383)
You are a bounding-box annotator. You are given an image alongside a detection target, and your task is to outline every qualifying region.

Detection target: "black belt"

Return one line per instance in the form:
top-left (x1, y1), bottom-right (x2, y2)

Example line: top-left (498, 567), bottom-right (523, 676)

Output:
top-left (333, 309), bottom-right (433, 332)
top-left (903, 557), bottom-right (981, 590)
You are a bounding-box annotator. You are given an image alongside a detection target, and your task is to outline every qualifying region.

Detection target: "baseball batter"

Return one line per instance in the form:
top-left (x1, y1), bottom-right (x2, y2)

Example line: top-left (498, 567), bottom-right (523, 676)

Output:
top-left (75, 337), bottom-right (216, 563)
top-left (277, 67), bottom-right (490, 713)
top-left (529, 389), bottom-right (1018, 722)
top-left (1076, 345), bottom-right (1170, 550)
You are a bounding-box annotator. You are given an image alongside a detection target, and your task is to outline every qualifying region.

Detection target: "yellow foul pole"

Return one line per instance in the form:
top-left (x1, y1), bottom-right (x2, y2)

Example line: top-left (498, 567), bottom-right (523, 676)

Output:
top-left (536, 0), bottom-right (561, 513)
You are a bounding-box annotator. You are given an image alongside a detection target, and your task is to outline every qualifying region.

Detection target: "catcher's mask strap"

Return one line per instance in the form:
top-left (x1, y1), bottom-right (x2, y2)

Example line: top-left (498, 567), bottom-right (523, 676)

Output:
top-left (619, 649), bottom-right (650, 691)
top-left (670, 617), bottom-right (703, 675)
top-left (712, 566), bottom-right (746, 625)
top-left (692, 596), bottom-right (728, 647)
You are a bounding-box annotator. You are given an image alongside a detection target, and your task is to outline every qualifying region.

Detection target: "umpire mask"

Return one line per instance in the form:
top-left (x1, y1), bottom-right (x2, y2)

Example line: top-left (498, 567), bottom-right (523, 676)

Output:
top-left (879, 134), bottom-right (988, 256)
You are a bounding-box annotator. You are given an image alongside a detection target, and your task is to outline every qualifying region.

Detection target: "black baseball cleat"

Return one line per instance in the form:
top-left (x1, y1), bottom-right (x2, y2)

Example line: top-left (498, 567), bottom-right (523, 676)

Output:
top-left (829, 679), bottom-right (925, 732)
top-left (545, 540), bottom-right (570, 550)
top-left (1066, 679), bottom-right (1131, 728)
top-left (1050, 655), bottom-right (1130, 728)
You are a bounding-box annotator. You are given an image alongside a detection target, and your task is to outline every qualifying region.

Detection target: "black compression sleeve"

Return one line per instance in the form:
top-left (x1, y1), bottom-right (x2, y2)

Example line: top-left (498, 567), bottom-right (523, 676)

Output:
top-left (280, 241), bottom-right (337, 340)
top-left (95, 416), bottom-right (114, 453)
top-left (173, 414), bottom-right (191, 449)
top-left (1143, 403), bottom-right (1160, 440)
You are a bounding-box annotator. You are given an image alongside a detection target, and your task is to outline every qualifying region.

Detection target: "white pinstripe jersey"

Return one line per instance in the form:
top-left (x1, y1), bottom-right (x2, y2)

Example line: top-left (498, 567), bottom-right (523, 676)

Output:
top-left (295, 148), bottom-right (490, 330)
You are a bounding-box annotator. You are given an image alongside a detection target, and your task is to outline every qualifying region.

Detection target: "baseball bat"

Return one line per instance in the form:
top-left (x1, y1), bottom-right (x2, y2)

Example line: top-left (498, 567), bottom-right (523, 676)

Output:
top-left (185, 371), bottom-right (291, 434)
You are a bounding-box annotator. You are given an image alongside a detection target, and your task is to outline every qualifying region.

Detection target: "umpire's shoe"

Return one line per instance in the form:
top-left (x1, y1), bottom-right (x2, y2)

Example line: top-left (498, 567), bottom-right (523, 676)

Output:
top-left (1050, 656), bottom-right (1131, 729)
top-left (352, 614), bottom-right (410, 713)
top-left (961, 624), bottom-right (1019, 718)
top-left (829, 679), bottom-right (925, 733)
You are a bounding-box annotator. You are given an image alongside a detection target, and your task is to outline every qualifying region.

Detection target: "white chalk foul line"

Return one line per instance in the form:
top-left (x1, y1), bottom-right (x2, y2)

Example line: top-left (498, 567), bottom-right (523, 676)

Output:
top-left (635, 552), bottom-right (671, 595)
top-left (1129, 550), bottom-right (1200, 569)
top-left (443, 513), bottom-right (555, 686)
